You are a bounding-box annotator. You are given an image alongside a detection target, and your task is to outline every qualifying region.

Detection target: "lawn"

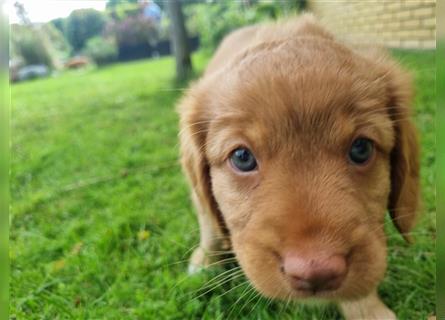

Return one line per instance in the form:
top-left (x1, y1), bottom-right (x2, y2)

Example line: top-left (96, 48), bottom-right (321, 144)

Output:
top-left (437, 42), bottom-right (445, 319)
top-left (10, 50), bottom-right (435, 319)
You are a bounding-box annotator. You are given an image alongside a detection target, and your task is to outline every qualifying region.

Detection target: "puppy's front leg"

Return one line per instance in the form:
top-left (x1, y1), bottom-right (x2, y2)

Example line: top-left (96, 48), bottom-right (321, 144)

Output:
top-left (339, 291), bottom-right (396, 320)
top-left (188, 191), bottom-right (228, 274)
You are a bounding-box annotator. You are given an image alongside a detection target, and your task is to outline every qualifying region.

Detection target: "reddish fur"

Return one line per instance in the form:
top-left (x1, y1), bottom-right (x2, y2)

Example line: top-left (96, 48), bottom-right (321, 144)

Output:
top-left (178, 15), bottom-right (419, 305)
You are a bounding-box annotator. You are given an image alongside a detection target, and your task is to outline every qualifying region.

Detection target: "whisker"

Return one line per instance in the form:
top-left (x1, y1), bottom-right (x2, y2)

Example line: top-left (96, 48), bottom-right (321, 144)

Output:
top-left (250, 288), bottom-right (268, 315)
top-left (204, 256), bottom-right (238, 268)
top-left (164, 255), bottom-right (237, 269)
top-left (238, 272), bottom-right (275, 317)
top-left (177, 118), bottom-right (225, 138)
top-left (180, 233), bottom-right (232, 259)
top-left (226, 281), bottom-right (256, 319)
top-left (170, 264), bottom-right (241, 294)
top-left (238, 285), bottom-right (261, 316)
top-left (188, 267), bottom-right (243, 295)
top-left (212, 278), bottom-right (250, 300)
top-left (189, 270), bottom-right (245, 302)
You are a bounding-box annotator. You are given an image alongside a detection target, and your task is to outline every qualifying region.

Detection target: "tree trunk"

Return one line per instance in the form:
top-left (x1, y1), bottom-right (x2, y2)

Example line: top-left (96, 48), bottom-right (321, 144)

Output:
top-left (166, 0), bottom-right (192, 81)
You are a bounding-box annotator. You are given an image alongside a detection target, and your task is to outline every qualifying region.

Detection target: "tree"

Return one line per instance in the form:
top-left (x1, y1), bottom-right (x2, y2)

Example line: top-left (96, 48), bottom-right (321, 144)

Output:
top-left (166, 0), bottom-right (192, 81)
top-left (13, 1), bottom-right (31, 25)
top-left (11, 24), bottom-right (54, 68)
top-left (65, 9), bottom-right (107, 53)
top-left (50, 17), bottom-right (66, 35)
top-left (12, 2), bottom-right (55, 68)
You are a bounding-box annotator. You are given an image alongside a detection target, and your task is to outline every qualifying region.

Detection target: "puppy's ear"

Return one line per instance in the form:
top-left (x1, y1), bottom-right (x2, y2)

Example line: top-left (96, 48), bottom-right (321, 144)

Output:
top-left (386, 65), bottom-right (420, 243)
top-left (178, 86), bottom-right (228, 242)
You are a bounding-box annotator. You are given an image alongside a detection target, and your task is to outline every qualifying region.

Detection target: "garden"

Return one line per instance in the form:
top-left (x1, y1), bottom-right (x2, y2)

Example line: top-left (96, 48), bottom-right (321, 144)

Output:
top-left (10, 1), bottom-right (435, 319)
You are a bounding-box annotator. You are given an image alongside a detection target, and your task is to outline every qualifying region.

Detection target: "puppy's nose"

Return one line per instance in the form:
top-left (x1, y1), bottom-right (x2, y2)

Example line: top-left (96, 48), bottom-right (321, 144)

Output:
top-left (282, 252), bottom-right (347, 293)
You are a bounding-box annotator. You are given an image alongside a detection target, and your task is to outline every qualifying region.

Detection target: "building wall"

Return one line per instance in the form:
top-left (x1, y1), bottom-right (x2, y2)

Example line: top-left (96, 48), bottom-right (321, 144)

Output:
top-left (438, 0), bottom-right (445, 39)
top-left (308, 0), bottom-right (436, 49)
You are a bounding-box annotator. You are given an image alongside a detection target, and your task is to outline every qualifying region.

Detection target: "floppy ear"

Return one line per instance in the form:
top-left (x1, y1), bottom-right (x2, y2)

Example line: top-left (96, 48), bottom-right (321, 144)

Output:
top-left (386, 66), bottom-right (420, 243)
top-left (178, 86), bottom-right (228, 247)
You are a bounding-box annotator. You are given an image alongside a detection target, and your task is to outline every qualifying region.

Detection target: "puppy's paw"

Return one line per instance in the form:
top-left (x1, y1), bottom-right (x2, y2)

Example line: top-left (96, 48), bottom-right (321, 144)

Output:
top-left (187, 263), bottom-right (204, 275)
top-left (374, 308), bottom-right (397, 320)
top-left (342, 307), bottom-right (396, 320)
top-left (355, 306), bottom-right (396, 320)
top-left (188, 247), bottom-right (212, 275)
top-left (340, 292), bottom-right (397, 320)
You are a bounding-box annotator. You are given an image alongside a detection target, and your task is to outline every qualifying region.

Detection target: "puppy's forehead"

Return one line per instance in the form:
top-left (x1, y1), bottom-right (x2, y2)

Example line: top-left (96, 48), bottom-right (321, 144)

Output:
top-left (208, 39), bottom-right (394, 156)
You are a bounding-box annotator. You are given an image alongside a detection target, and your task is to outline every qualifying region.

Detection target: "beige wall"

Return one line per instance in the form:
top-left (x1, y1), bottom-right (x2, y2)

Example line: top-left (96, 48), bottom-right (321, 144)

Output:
top-left (308, 0), bottom-right (436, 49)
top-left (438, 0), bottom-right (444, 39)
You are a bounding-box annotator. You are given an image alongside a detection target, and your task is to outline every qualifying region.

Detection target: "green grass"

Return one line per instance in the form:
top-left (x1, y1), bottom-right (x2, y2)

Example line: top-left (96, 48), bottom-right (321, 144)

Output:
top-left (437, 41), bottom-right (445, 319)
top-left (10, 50), bottom-right (435, 319)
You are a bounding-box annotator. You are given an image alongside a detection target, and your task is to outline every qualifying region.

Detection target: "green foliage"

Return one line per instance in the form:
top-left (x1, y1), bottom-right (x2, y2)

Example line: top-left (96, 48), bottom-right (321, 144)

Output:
top-left (41, 23), bottom-right (72, 64)
top-left (83, 37), bottom-right (118, 66)
top-left (65, 9), bottom-right (107, 53)
top-left (10, 50), bottom-right (435, 319)
top-left (50, 17), bottom-right (66, 35)
top-left (187, 1), bottom-right (291, 51)
top-left (10, 25), bottom-right (54, 68)
top-left (11, 22), bottom-right (71, 69)
top-left (107, 2), bottom-right (140, 21)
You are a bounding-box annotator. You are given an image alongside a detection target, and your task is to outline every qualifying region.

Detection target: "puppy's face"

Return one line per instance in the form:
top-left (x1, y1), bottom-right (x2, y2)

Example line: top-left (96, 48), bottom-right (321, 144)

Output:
top-left (180, 39), bottom-right (418, 301)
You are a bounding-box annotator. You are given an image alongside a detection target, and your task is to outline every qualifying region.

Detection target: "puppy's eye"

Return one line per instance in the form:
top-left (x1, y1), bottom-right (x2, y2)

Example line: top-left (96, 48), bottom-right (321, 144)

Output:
top-left (230, 148), bottom-right (257, 172)
top-left (349, 138), bottom-right (374, 165)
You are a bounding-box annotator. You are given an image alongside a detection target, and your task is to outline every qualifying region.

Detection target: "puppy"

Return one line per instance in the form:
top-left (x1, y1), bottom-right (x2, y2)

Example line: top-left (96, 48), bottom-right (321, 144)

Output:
top-left (178, 15), bottom-right (419, 320)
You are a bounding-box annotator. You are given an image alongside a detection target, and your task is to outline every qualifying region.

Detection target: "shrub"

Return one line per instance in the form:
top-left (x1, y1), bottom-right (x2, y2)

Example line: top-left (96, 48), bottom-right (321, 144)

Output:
top-left (50, 17), bottom-right (66, 35)
top-left (188, 2), bottom-right (272, 51)
top-left (107, 2), bottom-right (140, 21)
top-left (83, 37), bottom-right (118, 66)
top-left (109, 16), bottom-right (159, 47)
top-left (66, 9), bottom-right (107, 52)
top-left (10, 24), bottom-right (54, 68)
top-left (41, 22), bottom-right (72, 66)
top-left (187, 1), bottom-right (301, 51)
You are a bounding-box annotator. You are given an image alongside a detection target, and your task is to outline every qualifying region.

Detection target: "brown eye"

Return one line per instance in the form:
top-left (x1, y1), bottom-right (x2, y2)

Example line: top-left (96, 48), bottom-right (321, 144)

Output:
top-left (349, 138), bottom-right (374, 165)
top-left (230, 148), bottom-right (257, 172)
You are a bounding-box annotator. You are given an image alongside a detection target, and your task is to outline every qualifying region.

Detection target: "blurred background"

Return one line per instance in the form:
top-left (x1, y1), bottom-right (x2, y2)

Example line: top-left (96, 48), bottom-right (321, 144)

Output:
top-left (9, 0), bottom-right (306, 82)
top-left (9, 1), bottom-right (436, 319)
top-left (8, 0), bottom-right (435, 82)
